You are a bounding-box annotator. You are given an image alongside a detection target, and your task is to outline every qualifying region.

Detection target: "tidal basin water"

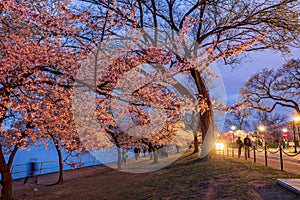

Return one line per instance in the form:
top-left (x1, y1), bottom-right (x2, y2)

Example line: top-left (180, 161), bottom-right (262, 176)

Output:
top-left (6, 143), bottom-right (128, 179)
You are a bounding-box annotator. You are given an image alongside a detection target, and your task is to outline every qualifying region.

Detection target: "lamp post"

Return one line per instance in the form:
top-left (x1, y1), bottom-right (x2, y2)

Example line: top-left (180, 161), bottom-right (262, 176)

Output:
top-left (258, 125), bottom-right (265, 146)
top-left (293, 116), bottom-right (300, 153)
top-left (282, 128), bottom-right (288, 148)
top-left (231, 125), bottom-right (236, 156)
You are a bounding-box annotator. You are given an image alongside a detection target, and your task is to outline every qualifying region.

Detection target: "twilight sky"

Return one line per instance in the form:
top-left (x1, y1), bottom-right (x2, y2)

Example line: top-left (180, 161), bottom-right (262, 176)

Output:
top-left (218, 48), bottom-right (300, 105)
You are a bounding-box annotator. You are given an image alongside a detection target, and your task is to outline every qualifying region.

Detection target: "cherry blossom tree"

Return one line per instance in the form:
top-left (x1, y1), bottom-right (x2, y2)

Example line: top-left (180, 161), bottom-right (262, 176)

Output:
top-left (170, 124), bottom-right (194, 153)
top-left (73, 29), bottom-right (262, 167)
top-left (35, 84), bottom-right (86, 185)
top-left (95, 52), bottom-right (183, 164)
top-left (79, 0), bottom-right (300, 155)
top-left (0, 1), bottom-right (90, 199)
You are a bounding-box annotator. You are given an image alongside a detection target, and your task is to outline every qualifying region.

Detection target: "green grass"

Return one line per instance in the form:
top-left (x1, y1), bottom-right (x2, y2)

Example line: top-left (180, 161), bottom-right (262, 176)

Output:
top-left (120, 152), bottom-right (300, 199)
top-left (15, 151), bottom-right (300, 200)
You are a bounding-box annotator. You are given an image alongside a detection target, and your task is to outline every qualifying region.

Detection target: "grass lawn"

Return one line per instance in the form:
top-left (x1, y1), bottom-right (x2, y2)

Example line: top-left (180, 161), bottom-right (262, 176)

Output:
top-left (14, 151), bottom-right (300, 200)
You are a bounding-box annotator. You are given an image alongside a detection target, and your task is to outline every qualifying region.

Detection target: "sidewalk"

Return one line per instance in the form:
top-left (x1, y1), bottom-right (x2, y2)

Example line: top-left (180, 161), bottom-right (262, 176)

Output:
top-left (13, 151), bottom-right (180, 185)
top-left (12, 152), bottom-right (182, 198)
top-left (13, 164), bottom-right (110, 197)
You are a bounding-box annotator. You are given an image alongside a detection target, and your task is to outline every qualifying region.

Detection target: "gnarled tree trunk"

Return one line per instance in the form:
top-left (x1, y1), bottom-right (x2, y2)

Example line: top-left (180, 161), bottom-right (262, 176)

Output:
top-left (117, 147), bottom-right (122, 170)
top-left (0, 166), bottom-right (13, 200)
top-left (153, 150), bottom-right (159, 164)
top-left (0, 145), bottom-right (18, 200)
top-left (51, 136), bottom-right (64, 185)
top-left (191, 69), bottom-right (214, 155)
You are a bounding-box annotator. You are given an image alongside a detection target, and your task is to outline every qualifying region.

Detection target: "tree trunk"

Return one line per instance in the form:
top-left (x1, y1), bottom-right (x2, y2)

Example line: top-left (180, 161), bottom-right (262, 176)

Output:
top-left (153, 150), bottom-right (159, 164)
top-left (117, 147), bottom-right (122, 170)
top-left (193, 134), bottom-right (200, 153)
top-left (176, 145), bottom-right (180, 153)
top-left (56, 145), bottom-right (64, 185)
top-left (190, 113), bottom-right (200, 153)
top-left (0, 144), bottom-right (18, 200)
top-left (0, 169), bottom-right (13, 200)
top-left (51, 137), bottom-right (64, 185)
top-left (191, 69), bottom-right (214, 156)
top-left (148, 142), bottom-right (158, 163)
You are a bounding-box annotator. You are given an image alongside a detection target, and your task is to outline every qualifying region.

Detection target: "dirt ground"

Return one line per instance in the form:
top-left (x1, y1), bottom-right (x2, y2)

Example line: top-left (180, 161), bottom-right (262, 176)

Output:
top-left (10, 152), bottom-right (300, 200)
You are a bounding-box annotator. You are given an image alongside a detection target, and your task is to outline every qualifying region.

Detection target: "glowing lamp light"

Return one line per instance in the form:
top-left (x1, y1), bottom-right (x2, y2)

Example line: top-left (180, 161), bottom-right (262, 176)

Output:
top-left (231, 125), bottom-right (236, 131)
top-left (282, 128), bottom-right (288, 133)
top-left (294, 116), bottom-right (300, 122)
top-left (216, 142), bottom-right (225, 151)
top-left (258, 125), bottom-right (265, 132)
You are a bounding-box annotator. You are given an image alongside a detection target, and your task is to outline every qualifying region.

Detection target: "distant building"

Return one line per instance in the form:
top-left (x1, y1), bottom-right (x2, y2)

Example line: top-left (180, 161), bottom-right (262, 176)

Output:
top-left (255, 123), bottom-right (295, 143)
top-left (220, 129), bottom-right (249, 144)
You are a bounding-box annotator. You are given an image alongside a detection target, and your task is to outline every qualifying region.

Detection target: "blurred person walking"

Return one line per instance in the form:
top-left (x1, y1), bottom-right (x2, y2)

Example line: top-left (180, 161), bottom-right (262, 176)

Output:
top-left (23, 158), bottom-right (38, 184)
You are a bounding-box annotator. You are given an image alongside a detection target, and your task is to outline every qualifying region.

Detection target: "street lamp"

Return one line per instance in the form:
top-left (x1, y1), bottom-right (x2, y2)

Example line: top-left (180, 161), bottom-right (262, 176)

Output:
top-left (258, 125), bottom-right (265, 146)
top-left (293, 116), bottom-right (300, 153)
top-left (282, 128), bottom-right (288, 148)
top-left (231, 125), bottom-right (237, 144)
top-left (231, 125), bottom-right (236, 156)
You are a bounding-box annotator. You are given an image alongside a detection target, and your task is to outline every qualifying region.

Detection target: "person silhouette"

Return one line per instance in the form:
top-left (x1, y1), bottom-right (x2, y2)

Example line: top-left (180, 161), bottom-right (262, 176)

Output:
top-left (244, 135), bottom-right (252, 160)
top-left (236, 136), bottom-right (244, 159)
top-left (122, 149), bottom-right (128, 164)
top-left (23, 158), bottom-right (38, 184)
top-left (134, 146), bottom-right (140, 160)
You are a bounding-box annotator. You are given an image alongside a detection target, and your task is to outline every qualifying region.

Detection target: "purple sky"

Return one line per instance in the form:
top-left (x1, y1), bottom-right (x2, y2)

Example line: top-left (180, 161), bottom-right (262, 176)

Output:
top-left (218, 48), bottom-right (300, 105)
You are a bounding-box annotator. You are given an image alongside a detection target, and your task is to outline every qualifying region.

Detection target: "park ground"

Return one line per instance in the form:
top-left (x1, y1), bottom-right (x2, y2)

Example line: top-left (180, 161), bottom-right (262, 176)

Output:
top-left (12, 151), bottom-right (300, 200)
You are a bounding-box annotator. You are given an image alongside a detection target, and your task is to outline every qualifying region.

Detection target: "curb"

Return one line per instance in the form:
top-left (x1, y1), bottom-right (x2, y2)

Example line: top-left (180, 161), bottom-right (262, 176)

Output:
top-left (277, 179), bottom-right (300, 195)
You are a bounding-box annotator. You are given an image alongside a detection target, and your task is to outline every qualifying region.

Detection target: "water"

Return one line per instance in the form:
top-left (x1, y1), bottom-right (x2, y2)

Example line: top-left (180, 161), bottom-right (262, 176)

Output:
top-left (5, 143), bottom-right (133, 179)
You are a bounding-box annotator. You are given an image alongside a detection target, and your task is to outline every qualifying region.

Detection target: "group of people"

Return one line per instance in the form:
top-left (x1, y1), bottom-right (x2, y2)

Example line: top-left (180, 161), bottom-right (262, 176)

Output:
top-left (236, 135), bottom-right (252, 159)
top-left (121, 146), bottom-right (152, 164)
top-left (133, 146), bottom-right (156, 160)
top-left (121, 144), bottom-right (170, 164)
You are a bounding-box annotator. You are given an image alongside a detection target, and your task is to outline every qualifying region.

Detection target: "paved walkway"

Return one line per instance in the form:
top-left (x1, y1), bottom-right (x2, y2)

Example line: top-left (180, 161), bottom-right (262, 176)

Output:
top-left (12, 152), bottom-right (183, 196)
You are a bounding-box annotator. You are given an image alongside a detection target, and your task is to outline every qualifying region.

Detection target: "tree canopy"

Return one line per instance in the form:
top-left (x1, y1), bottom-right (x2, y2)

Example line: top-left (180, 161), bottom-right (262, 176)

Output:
top-left (240, 59), bottom-right (300, 115)
top-left (76, 0), bottom-right (300, 152)
top-left (0, 0), bottom-right (91, 198)
top-left (1, 0), bottom-right (300, 198)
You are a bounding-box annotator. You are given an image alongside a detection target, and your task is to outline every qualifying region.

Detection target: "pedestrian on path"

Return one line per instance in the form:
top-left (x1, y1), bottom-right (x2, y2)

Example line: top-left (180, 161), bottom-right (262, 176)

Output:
top-left (236, 136), bottom-right (243, 159)
top-left (134, 146), bottom-right (140, 160)
top-left (142, 146), bottom-right (148, 157)
top-left (23, 158), bottom-right (38, 184)
top-left (244, 135), bottom-right (252, 160)
top-left (122, 149), bottom-right (128, 165)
